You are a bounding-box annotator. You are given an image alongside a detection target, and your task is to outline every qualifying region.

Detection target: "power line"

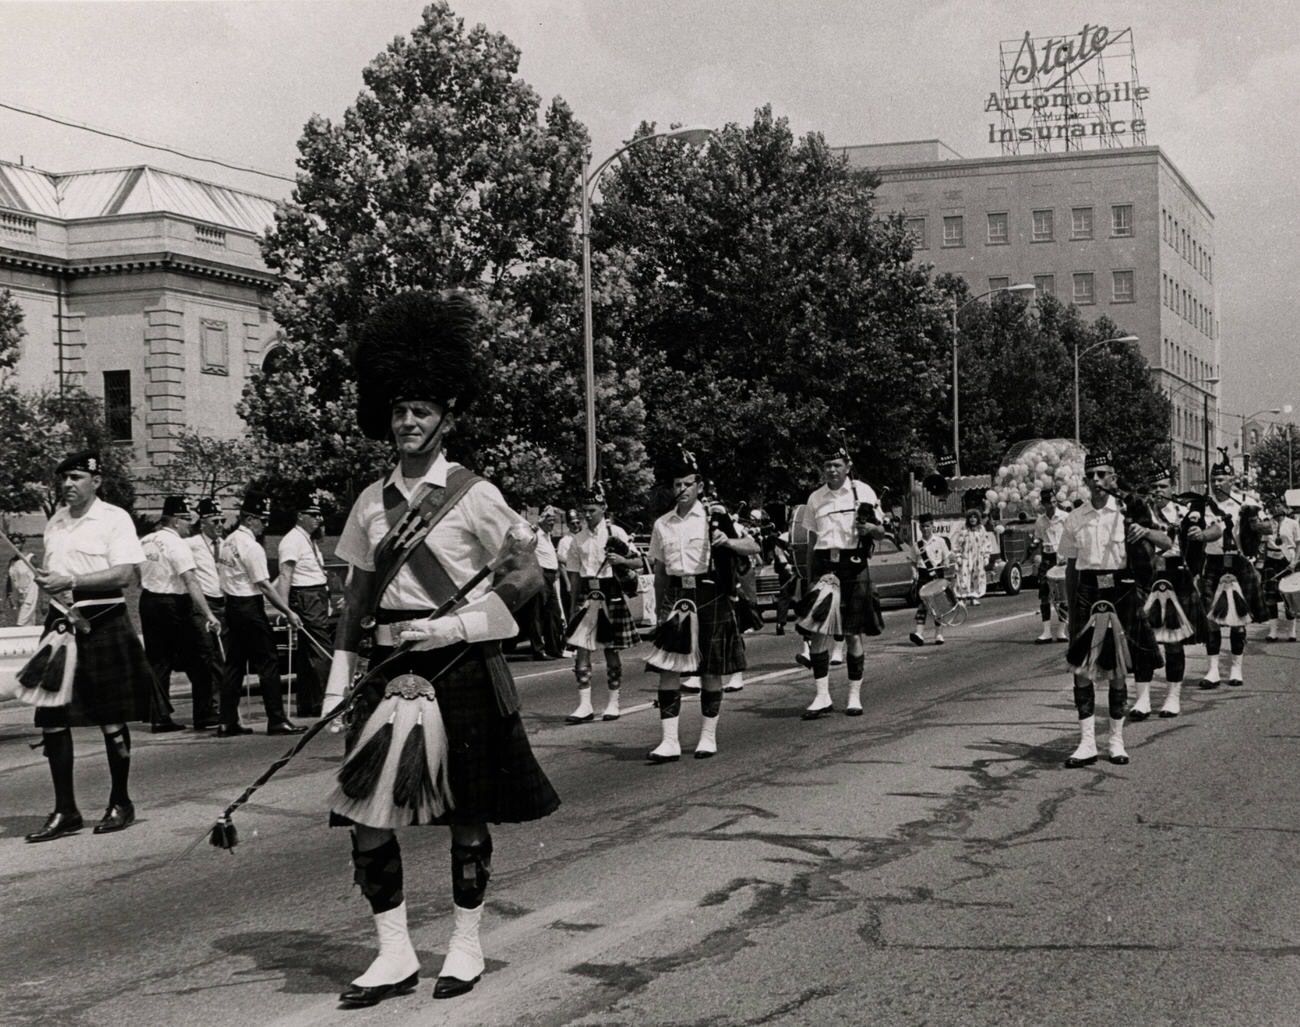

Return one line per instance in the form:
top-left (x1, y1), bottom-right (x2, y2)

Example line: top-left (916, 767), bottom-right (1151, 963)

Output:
top-left (0, 99), bottom-right (296, 184)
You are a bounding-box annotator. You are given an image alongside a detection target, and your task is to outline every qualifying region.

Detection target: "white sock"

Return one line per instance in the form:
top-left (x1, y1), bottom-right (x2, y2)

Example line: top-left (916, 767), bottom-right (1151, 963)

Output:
top-left (846, 680), bottom-right (863, 711)
top-left (1069, 715), bottom-right (1097, 761)
top-left (1160, 679), bottom-right (1182, 716)
top-left (569, 686), bottom-right (593, 719)
top-left (650, 715), bottom-right (681, 759)
top-left (722, 672), bottom-right (744, 692)
top-left (437, 903), bottom-right (484, 984)
top-left (353, 901), bottom-right (420, 987)
top-left (1229, 652), bottom-right (1244, 681)
top-left (695, 714), bottom-right (718, 756)
top-left (602, 690), bottom-right (620, 718)
top-left (807, 677), bottom-right (832, 711)
top-left (1037, 621), bottom-right (1052, 640)
top-left (1132, 680), bottom-right (1151, 715)
top-left (933, 628), bottom-right (944, 643)
top-left (1204, 653), bottom-right (1221, 682)
top-left (1108, 716), bottom-right (1127, 760)
top-left (1054, 617), bottom-right (1069, 639)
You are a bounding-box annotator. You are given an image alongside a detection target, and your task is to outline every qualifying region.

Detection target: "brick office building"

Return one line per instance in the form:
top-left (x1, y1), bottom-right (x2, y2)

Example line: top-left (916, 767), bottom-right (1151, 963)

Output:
top-left (0, 159), bottom-right (280, 508)
top-left (844, 141), bottom-right (1220, 487)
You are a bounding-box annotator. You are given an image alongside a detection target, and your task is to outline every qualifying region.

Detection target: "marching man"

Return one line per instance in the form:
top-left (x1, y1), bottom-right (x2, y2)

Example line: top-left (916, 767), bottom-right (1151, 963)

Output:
top-left (644, 449), bottom-right (759, 762)
top-left (1032, 488), bottom-right (1070, 642)
top-left (795, 430), bottom-right (886, 719)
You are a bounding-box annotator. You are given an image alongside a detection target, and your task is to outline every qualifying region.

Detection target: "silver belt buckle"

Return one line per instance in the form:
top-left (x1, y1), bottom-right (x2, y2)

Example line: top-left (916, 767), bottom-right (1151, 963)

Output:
top-left (681, 574), bottom-right (696, 589)
top-left (585, 577), bottom-right (600, 590)
top-left (1097, 573), bottom-right (1115, 589)
top-left (826, 548), bottom-right (841, 562)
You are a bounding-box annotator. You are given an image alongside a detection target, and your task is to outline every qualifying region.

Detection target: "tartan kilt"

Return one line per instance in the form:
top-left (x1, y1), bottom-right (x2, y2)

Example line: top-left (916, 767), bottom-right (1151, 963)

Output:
top-left (1157, 557), bottom-right (1210, 646)
top-left (1200, 554), bottom-right (1266, 623)
top-left (570, 577), bottom-right (639, 650)
top-left (331, 642), bottom-right (559, 828)
top-left (661, 578), bottom-right (745, 676)
top-left (1036, 552), bottom-right (1058, 603)
top-left (1261, 557), bottom-right (1290, 607)
top-left (1070, 572), bottom-right (1162, 681)
top-left (811, 550), bottom-right (882, 636)
top-left (34, 599), bottom-right (160, 728)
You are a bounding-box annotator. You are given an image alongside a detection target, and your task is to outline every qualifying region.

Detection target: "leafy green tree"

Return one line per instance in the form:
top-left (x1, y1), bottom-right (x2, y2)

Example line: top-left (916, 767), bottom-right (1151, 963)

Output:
top-left (147, 428), bottom-right (262, 504)
top-left (592, 107), bottom-right (951, 508)
top-left (242, 2), bottom-right (633, 510)
top-left (1249, 425), bottom-right (1300, 506)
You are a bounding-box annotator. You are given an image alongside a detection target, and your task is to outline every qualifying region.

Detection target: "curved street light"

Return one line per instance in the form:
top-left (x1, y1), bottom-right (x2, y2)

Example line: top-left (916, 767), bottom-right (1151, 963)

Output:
top-left (581, 125), bottom-right (714, 486)
top-left (950, 282), bottom-right (1036, 476)
top-left (1072, 333), bottom-right (1139, 442)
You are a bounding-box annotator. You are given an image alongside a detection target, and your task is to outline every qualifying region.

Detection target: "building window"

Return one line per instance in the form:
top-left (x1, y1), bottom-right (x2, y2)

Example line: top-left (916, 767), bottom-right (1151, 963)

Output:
top-left (201, 319), bottom-right (229, 375)
top-left (986, 212), bottom-right (1008, 245)
top-left (942, 215), bottom-right (964, 247)
top-left (1111, 204), bottom-right (1133, 237)
top-left (1071, 207), bottom-right (1093, 239)
top-left (1072, 273), bottom-right (1095, 305)
top-left (903, 217), bottom-right (926, 249)
top-left (1112, 270), bottom-right (1135, 303)
top-left (1033, 274), bottom-right (1055, 297)
top-left (103, 370), bottom-right (132, 442)
top-left (988, 276), bottom-right (1010, 293)
top-left (1032, 209), bottom-right (1054, 242)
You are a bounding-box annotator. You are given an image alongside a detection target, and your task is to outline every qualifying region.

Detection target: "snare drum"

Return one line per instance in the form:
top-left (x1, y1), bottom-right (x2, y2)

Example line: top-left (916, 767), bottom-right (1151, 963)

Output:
top-left (1279, 572), bottom-right (1300, 619)
top-left (1045, 564), bottom-right (1068, 620)
top-left (919, 578), bottom-right (966, 626)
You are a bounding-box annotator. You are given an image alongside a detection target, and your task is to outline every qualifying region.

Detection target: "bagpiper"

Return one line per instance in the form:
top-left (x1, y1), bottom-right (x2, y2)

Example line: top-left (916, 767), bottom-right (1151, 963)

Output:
top-left (793, 429), bottom-right (886, 719)
top-left (321, 289), bottom-right (558, 1006)
top-left (644, 448), bottom-right (759, 762)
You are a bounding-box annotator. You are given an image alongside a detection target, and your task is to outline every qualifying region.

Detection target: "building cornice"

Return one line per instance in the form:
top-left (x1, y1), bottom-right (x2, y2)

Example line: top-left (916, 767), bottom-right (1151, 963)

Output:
top-left (0, 245), bottom-right (277, 288)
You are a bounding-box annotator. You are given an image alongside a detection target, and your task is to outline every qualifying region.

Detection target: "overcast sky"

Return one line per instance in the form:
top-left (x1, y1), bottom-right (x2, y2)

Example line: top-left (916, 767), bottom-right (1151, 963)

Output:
top-left (2, 0), bottom-right (1294, 426)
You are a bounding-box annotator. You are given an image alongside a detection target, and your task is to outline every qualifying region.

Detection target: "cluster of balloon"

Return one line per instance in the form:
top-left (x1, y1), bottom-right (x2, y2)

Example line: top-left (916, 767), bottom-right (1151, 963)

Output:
top-left (985, 439), bottom-right (1089, 516)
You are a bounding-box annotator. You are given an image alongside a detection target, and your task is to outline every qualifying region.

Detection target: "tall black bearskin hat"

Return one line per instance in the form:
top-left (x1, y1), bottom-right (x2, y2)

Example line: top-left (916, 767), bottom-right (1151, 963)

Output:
top-left (578, 481), bottom-right (607, 507)
top-left (821, 428), bottom-right (851, 462)
top-left (667, 446), bottom-right (701, 481)
top-left (353, 290), bottom-right (483, 441)
top-left (1083, 449), bottom-right (1114, 473)
top-left (196, 497), bottom-right (223, 519)
top-left (240, 490), bottom-right (272, 521)
top-left (1210, 449), bottom-right (1234, 481)
top-left (161, 495), bottom-right (192, 518)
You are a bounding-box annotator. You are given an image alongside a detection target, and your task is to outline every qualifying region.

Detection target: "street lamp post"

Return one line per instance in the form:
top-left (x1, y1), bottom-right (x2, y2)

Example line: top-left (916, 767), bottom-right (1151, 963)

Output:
top-left (580, 125), bottom-right (713, 487)
top-left (1165, 375), bottom-right (1219, 489)
top-left (1072, 333), bottom-right (1139, 443)
top-left (950, 283), bottom-right (1036, 476)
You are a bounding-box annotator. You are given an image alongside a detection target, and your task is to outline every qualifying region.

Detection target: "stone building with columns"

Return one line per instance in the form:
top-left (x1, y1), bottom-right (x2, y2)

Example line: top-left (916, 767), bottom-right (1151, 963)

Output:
top-left (0, 158), bottom-right (280, 510)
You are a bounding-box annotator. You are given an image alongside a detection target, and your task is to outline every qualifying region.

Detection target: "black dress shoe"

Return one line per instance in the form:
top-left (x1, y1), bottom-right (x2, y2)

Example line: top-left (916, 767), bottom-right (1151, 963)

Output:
top-left (151, 720), bottom-right (186, 734)
top-left (844, 707), bottom-right (864, 717)
top-left (1108, 754), bottom-right (1131, 765)
top-left (267, 721), bottom-right (306, 735)
top-left (1064, 753), bottom-right (1098, 768)
top-left (25, 811), bottom-right (84, 843)
top-left (338, 971), bottom-right (419, 1007)
top-left (646, 750), bottom-right (680, 764)
top-left (216, 724), bottom-right (252, 737)
top-left (1227, 678), bottom-right (1244, 688)
top-left (93, 802), bottom-right (136, 834)
top-left (433, 972), bottom-right (480, 999)
top-left (1199, 678), bottom-right (1221, 690)
top-left (801, 705), bottom-right (833, 721)
top-left (564, 712), bottom-right (594, 724)
top-left (1127, 709), bottom-right (1150, 722)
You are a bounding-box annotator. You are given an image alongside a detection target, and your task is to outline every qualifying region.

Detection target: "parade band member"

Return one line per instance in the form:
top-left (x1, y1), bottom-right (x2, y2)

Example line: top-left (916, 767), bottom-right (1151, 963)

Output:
top-left (1060, 452), bottom-right (1167, 767)
top-left (563, 483), bottom-right (640, 723)
top-left (1032, 489), bottom-right (1070, 642)
top-left (321, 290), bottom-right (557, 1006)
top-left (218, 492), bottom-right (305, 736)
top-left (26, 452), bottom-right (155, 841)
top-left (645, 449), bottom-right (759, 762)
top-left (187, 497), bottom-right (227, 728)
top-left (1263, 498), bottom-right (1299, 642)
top-left (139, 495), bottom-right (222, 732)
top-left (1130, 471), bottom-right (1206, 719)
top-left (276, 493), bottom-right (332, 718)
top-left (522, 507), bottom-right (564, 659)
top-left (1195, 458), bottom-right (1261, 688)
top-left (908, 513), bottom-right (951, 647)
top-left (796, 431), bottom-right (886, 719)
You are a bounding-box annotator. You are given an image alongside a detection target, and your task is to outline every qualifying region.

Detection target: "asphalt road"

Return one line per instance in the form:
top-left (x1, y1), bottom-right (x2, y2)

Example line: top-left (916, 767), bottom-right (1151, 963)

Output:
top-left (2, 594), bottom-right (1298, 1027)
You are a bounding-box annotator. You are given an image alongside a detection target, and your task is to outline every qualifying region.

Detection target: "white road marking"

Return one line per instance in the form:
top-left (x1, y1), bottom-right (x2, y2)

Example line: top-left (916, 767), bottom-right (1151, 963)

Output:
top-left (963, 610), bottom-right (1039, 629)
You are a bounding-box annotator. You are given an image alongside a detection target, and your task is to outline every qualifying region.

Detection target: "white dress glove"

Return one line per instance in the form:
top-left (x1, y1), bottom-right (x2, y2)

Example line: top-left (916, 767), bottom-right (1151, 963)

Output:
top-left (397, 615), bottom-right (468, 651)
top-left (322, 651), bottom-right (358, 717)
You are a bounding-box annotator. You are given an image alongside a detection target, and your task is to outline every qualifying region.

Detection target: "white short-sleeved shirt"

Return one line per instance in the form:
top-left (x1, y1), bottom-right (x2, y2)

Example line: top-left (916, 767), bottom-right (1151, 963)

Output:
top-left (556, 534), bottom-right (574, 569)
top-left (533, 529), bottom-right (558, 572)
top-left (139, 526), bottom-right (196, 594)
top-left (43, 498), bottom-right (144, 580)
top-left (278, 525), bottom-right (328, 586)
top-left (336, 454), bottom-right (520, 610)
top-left (1204, 497), bottom-right (1239, 556)
top-left (915, 534), bottom-right (950, 571)
top-left (1270, 515), bottom-right (1300, 563)
top-left (219, 525), bottom-right (270, 597)
top-left (649, 502), bottom-right (709, 576)
top-left (188, 533), bottom-right (222, 598)
top-left (565, 518), bottom-right (633, 578)
top-left (1058, 496), bottom-right (1127, 571)
top-left (1033, 508), bottom-right (1069, 552)
top-left (800, 480), bottom-right (882, 551)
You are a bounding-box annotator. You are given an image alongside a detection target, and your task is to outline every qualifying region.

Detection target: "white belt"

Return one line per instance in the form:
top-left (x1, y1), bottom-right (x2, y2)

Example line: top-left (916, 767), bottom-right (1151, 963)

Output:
top-left (72, 597), bottom-right (125, 609)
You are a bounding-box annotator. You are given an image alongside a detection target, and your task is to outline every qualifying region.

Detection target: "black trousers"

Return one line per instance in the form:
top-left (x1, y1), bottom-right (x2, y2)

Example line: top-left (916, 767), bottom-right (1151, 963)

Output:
top-left (289, 585), bottom-right (331, 716)
top-left (220, 595), bottom-right (288, 726)
top-left (190, 596), bottom-right (225, 725)
top-left (524, 569), bottom-right (564, 656)
top-left (140, 591), bottom-right (212, 724)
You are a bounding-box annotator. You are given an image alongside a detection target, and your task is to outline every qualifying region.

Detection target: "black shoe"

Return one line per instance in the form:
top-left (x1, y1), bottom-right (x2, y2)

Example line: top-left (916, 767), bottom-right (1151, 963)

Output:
top-left (1127, 709), bottom-right (1150, 722)
top-left (1227, 678), bottom-right (1244, 688)
top-left (1199, 678), bottom-right (1221, 690)
top-left (908, 631), bottom-right (925, 647)
top-left (339, 971), bottom-right (419, 1007)
top-left (433, 972), bottom-right (480, 1000)
top-left (775, 625), bottom-right (785, 635)
top-left (216, 723), bottom-right (253, 737)
top-left (564, 712), bottom-right (594, 724)
top-left (25, 811), bottom-right (84, 843)
top-left (268, 720), bottom-right (306, 735)
top-left (801, 704), bottom-right (833, 721)
top-left (845, 707), bottom-right (864, 717)
top-left (646, 750), bottom-right (680, 764)
top-left (1108, 754), bottom-right (1131, 765)
top-left (1064, 753), bottom-right (1098, 768)
top-left (93, 802), bottom-right (136, 834)
top-left (151, 720), bottom-right (186, 734)
top-left (795, 651), bottom-right (812, 669)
